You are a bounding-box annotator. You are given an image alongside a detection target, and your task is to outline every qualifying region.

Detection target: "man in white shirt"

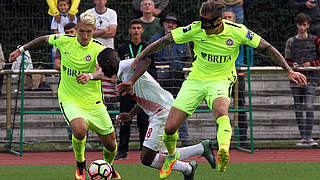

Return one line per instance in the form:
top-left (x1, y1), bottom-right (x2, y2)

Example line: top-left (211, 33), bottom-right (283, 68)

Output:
top-left (85, 0), bottom-right (117, 49)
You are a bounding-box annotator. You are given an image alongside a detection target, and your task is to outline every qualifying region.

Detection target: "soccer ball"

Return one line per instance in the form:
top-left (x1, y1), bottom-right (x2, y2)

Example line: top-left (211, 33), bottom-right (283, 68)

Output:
top-left (88, 160), bottom-right (113, 180)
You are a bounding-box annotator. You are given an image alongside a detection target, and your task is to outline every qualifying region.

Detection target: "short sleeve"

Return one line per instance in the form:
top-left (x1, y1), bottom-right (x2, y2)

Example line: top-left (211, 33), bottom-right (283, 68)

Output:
top-left (109, 9), bottom-right (118, 25)
top-left (171, 23), bottom-right (195, 44)
top-left (48, 34), bottom-right (63, 48)
top-left (239, 25), bottom-right (261, 48)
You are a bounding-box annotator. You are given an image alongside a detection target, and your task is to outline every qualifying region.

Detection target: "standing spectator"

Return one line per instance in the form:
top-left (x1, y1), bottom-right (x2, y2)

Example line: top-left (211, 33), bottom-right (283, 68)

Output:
top-left (291, 0), bottom-right (320, 37)
top-left (86, 0), bottom-right (118, 122)
top-left (9, 12), bottom-right (122, 180)
top-left (222, 9), bottom-right (253, 147)
top-left (85, 0), bottom-right (117, 49)
top-left (47, 0), bottom-right (80, 24)
top-left (285, 13), bottom-right (320, 147)
top-left (50, 0), bottom-right (77, 34)
top-left (223, 0), bottom-right (244, 24)
top-left (151, 13), bottom-right (192, 146)
top-left (139, 0), bottom-right (163, 43)
top-left (115, 19), bottom-right (150, 160)
top-left (132, 0), bottom-right (169, 18)
top-left (0, 42), bottom-right (4, 97)
top-left (124, 0), bottom-right (306, 176)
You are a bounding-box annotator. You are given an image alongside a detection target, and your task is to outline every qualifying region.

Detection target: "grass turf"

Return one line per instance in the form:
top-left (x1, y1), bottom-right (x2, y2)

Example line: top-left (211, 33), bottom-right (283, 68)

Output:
top-left (0, 162), bottom-right (319, 180)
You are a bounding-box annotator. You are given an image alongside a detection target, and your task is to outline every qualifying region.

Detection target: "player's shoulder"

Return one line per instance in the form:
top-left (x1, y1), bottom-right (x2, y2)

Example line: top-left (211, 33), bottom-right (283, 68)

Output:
top-left (92, 38), bottom-right (104, 45)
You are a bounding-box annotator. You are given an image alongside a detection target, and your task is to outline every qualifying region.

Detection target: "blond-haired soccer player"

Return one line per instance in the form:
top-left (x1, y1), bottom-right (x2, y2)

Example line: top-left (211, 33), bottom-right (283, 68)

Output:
top-left (117, 0), bottom-right (307, 178)
top-left (9, 12), bottom-right (120, 180)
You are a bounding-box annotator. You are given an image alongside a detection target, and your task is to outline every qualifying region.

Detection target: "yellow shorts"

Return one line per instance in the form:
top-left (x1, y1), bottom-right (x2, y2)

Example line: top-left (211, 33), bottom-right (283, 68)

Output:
top-left (59, 102), bottom-right (114, 135)
top-left (172, 78), bottom-right (235, 117)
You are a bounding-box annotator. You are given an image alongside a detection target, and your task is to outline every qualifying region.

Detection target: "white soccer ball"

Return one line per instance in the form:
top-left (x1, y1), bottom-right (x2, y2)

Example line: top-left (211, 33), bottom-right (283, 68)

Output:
top-left (88, 160), bottom-right (113, 180)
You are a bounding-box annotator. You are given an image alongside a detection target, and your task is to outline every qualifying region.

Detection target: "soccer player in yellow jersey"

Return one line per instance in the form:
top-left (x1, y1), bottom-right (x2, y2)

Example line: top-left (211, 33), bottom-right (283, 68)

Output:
top-left (9, 12), bottom-right (121, 180)
top-left (117, 0), bottom-right (307, 178)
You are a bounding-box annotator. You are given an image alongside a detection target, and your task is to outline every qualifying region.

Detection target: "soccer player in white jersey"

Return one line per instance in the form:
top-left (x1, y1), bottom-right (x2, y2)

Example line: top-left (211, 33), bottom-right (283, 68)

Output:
top-left (118, 0), bottom-right (307, 178)
top-left (98, 48), bottom-right (216, 180)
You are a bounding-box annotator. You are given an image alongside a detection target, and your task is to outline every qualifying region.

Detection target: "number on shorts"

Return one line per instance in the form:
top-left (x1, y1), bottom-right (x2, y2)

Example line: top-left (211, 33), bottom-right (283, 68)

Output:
top-left (146, 128), bottom-right (153, 138)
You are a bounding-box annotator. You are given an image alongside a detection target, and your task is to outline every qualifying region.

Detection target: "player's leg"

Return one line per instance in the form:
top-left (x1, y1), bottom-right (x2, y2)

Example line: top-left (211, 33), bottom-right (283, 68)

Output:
top-left (142, 116), bottom-right (197, 179)
top-left (206, 80), bottom-right (233, 172)
top-left (59, 102), bottom-right (88, 180)
top-left (176, 140), bottom-right (216, 169)
top-left (87, 105), bottom-right (121, 179)
top-left (70, 118), bottom-right (88, 180)
top-left (161, 79), bottom-right (205, 178)
top-left (212, 97), bottom-right (231, 172)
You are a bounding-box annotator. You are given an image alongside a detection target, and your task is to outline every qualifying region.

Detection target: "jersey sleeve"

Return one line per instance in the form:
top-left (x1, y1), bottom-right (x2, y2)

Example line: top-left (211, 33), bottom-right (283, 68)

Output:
top-left (171, 23), bottom-right (195, 44)
top-left (239, 25), bottom-right (261, 48)
top-left (48, 34), bottom-right (66, 49)
top-left (109, 9), bottom-right (118, 25)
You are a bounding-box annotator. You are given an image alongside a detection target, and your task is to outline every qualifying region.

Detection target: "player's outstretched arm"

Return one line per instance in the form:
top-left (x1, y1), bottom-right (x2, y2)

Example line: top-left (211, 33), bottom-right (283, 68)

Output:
top-left (257, 38), bottom-right (307, 86)
top-left (116, 57), bottom-right (151, 96)
top-left (131, 33), bottom-right (175, 69)
top-left (9, 35), bottom-right (50, 62)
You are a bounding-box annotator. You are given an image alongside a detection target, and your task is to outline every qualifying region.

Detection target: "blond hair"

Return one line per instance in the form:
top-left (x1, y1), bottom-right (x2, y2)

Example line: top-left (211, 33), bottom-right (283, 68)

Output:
top-left (78, 12), bottom-right (96, 26)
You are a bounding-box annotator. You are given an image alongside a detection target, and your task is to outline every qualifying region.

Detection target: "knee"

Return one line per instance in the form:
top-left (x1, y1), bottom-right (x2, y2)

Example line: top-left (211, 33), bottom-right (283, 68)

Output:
top-left (104, 140), bottom-right (117, 152)
top-left (73, 128), bottom-right (87, 140)
top-left (140, 155), bottom-right (152, 166)
top-left (164, 126), bottom-right (177, 135)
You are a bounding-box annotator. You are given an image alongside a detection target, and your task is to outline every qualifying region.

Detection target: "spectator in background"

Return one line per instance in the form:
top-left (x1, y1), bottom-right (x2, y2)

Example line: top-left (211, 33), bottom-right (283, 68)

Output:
top-left (0, 42), bottom-right (4, 97)
top-left (132, 0), bottom-right (169, 18)
top-left (85, 0), bottom-right (117, 49)
top-left (291, 0), bottom-right (320, 37)
top-left (115, 19), bottom-right (151, 160)
top-left (222, 10), bottom-right (253, 147)
top-left (50, 0), bottom-right (77, 34)
top-left (285, 13), bottom-right (320, 147)
top-left (86, 0), bottom-right (118, 122)
top-left (151, 13), bottom-right (192, 146)
top-left (54, 23), bottom-right (91, 149)
top-left (139, 0), bottom-right (163, 43)
top-left (223, 0), bottom-right (244, 24)
top-left (47, 0), bottom-right (80, 24)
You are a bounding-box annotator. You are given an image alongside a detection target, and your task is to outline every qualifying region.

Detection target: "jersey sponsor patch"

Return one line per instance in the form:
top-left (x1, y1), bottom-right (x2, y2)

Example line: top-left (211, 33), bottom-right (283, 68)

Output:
top-left (226, 39), bottom-right (234, 46)
top-left (183, 24), bottom-right (192, 33)
top-left (246, 29), bottom-right (255, 40)
top-left (85, 55), bottom-right (92, 62)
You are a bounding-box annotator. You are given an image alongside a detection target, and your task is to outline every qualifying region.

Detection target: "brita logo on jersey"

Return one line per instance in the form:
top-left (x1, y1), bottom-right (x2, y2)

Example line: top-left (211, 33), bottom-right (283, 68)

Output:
top-left (62, 65), bottom-right (88, 77)
top-left (201, 52), bottom-right (231, 63)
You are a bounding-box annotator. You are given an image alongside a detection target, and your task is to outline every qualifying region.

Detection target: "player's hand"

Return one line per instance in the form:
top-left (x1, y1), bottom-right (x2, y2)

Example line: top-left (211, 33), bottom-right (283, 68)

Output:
top-left (54, 14), bottom-right (61, 23)
top-left (9, 49), bottom-right (21, 62)
top-left (76, 73), bottom-right (91, 84)
top-left (116, 81), bottom-right (133, 96)
top-left (287, 69), bottom-right (307, 86)
top-left (116, 113), bottom-right (132, 125)
top-left (68, 14), bottom-right (75, 22)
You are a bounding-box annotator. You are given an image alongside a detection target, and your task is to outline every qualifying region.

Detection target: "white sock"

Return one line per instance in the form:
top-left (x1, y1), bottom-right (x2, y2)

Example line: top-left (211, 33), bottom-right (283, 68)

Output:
top-left (172, 160), bottom-right (192, 175)
top-left (150, 153), bottom-right (192, 175)
top-left (177, 143), bottom-right (204, 160)
top-left (150, 153), bottom-right (164, 169)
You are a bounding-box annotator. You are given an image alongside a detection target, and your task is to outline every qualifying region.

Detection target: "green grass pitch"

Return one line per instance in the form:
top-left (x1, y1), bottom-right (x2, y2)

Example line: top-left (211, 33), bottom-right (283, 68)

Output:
top-left (0, 162), bottom-right (319, 180)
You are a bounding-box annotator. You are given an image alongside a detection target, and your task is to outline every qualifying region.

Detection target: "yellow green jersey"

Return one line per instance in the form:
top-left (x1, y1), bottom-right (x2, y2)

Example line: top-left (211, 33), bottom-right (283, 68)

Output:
top-left (171, 19), bottom-right (261, 81)
top-left (49, 34), bottom-right (106, 110)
